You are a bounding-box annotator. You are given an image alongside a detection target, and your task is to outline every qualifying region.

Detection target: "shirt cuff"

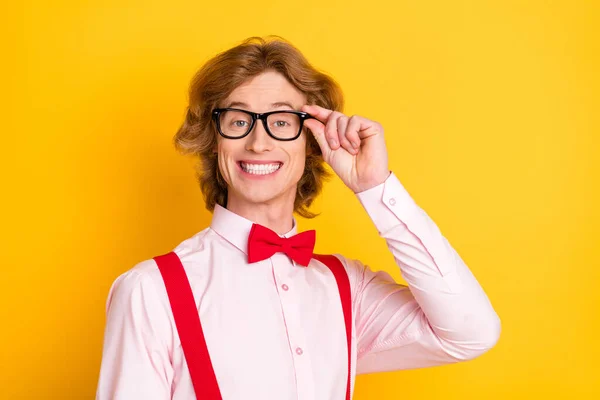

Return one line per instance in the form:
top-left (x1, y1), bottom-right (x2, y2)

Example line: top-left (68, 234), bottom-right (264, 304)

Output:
top-left (355, 172), bottom-right (420, 235)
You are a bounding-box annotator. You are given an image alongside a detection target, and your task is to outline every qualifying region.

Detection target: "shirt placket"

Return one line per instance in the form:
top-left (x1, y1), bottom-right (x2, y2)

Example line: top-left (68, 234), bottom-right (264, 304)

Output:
top-left (270, 253), bottom-right (315, 400)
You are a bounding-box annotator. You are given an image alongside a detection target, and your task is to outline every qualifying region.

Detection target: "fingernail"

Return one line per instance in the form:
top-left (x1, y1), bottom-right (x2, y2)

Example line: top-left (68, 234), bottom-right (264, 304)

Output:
top-left (352, 141), bottom-right (359, 149)
top-left (330, 139), bottom-right (338, 147)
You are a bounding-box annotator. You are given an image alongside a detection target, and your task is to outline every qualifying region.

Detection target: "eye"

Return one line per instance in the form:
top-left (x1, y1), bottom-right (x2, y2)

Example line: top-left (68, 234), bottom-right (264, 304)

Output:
top-left (232, 120), bottom-right (248, 127)
top-left (272, 120), bottom-right (290, 128)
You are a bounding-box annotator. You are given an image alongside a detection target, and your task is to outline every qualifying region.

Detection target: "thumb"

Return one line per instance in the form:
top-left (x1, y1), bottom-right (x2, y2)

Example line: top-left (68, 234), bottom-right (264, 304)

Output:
top-left (304, 119), bottom-right (330, 156)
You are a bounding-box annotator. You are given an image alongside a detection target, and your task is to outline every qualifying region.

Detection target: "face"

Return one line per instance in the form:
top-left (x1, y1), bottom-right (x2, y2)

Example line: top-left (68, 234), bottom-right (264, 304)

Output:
top-left (216, 71), bottom-right (308, 213)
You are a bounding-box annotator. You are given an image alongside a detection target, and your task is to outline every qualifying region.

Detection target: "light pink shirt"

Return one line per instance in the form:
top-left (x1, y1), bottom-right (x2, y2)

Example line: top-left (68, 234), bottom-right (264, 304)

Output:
top-left (96, 172), bottom-right (501, 400)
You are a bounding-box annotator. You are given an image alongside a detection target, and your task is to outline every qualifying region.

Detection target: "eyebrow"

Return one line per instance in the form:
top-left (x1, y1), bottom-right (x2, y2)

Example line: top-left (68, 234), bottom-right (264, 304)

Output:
top-left (224, 101), bottom-right (297, 110)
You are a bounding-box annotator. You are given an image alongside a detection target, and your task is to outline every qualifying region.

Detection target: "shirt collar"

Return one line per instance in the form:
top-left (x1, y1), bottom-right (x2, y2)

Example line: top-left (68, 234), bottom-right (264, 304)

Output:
top-left (210, 204), bottom-right (298, 255)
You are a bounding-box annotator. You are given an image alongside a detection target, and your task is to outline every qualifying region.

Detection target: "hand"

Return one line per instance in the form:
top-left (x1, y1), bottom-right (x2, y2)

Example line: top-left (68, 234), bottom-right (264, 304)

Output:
top-left (302, 105), bottom-right (390, 193)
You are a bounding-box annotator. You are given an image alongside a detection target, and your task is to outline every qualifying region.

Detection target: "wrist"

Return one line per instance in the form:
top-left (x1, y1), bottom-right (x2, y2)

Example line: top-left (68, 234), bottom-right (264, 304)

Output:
top-left (354, 171), bottom-right (391, 194)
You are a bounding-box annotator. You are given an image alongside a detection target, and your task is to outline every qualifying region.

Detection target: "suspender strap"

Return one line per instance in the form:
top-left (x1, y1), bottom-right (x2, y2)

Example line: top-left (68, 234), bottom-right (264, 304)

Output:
top-left (313, 254), bottom-right (353, 400)
top-left (153, 252), bottom-right (222, 400)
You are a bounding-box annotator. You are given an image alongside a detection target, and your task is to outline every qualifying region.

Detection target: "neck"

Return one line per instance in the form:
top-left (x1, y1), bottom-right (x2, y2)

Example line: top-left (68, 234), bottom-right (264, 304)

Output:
top-left (226, 196), bottom-right (295, 235)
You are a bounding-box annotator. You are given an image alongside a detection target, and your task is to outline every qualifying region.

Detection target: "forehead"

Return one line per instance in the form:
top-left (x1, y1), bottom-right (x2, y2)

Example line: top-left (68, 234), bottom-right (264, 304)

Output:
top-left (224, 71), bottom-right (307, 111)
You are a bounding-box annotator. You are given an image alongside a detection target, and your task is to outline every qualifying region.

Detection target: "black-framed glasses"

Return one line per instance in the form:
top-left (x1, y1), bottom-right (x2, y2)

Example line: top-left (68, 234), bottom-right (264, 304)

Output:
top-left (212, 108), bottom-right (315, 141)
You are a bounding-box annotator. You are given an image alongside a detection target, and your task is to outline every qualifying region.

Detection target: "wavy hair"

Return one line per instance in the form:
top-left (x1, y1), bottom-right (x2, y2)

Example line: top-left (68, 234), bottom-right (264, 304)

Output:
top-left (173, 36), bottom-right (344, 218)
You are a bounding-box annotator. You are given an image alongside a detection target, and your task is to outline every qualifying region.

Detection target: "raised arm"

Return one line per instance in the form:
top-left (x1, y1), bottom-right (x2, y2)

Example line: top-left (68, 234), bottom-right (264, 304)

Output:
top-left (301, 104), bottom-right (500, 373)
top-left (347, 172), bottom-right (500, 373)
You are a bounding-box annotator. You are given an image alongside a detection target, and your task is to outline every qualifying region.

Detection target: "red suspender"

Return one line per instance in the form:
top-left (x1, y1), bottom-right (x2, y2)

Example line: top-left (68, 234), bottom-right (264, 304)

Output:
top-left (154, 252), bottom-right (223, 400)
top-left (313, 254), bottom-right (353, 400)
top-left (154, 251), bottom-right (352, 400)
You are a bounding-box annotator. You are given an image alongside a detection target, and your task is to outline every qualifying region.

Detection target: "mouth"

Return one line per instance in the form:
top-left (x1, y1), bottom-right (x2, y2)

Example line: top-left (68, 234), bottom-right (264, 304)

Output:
top-left (238, 161), bottom-right (283, 176)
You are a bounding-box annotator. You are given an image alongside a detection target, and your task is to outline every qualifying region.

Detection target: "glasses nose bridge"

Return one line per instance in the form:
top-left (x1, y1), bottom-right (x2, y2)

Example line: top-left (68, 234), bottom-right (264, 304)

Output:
top-left (253, 112), bottom-right (270, 132)
top-left (245, 112), bottom-right (273, 151)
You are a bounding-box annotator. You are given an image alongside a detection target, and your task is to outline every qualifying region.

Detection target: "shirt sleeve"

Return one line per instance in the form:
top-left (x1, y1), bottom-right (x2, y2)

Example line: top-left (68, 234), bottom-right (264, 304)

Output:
top-left (347, 172), bottom-right (501, 374)
top-left (95, 264), bottom-right (174, 399)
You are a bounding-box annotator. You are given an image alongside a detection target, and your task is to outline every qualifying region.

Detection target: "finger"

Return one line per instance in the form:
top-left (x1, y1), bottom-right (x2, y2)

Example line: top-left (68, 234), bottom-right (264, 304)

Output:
top-left (345, 116), bottom-right (362, 152)
top-left (301, 104), bottom-right (334, 124)
top-left (348, 115), bottom-right (383, 139)
top-left (325, 112), bottom-right (343, 149)
top-left (303, 118), bottom-right (330, 155)
top-left (336, 116), bottom-right (355, 154)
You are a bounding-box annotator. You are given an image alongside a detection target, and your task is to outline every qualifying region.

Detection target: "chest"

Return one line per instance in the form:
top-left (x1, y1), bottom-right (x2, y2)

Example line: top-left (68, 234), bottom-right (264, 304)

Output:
top-left (171, 252), bottom-right (354, 399)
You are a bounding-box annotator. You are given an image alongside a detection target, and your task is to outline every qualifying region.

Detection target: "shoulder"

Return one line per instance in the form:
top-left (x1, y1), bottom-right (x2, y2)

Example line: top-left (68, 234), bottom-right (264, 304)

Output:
top-left (171, 227), bottom-right (213, 257)
top-left (319, 253), bottom-right (398, 293)
top-left (104, 259), bottom-right (166, 314)
top-left (312, 253), bottom-right (365, 292)
top-left (102, 259), bottom-right (176, 348)
top-left (105, 227), bottom-right (214, 311)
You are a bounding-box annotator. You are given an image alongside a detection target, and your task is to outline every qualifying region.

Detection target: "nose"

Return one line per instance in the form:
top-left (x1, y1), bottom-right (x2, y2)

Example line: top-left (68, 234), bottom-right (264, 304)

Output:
top-left (245, 119), bottom-right (274, 153)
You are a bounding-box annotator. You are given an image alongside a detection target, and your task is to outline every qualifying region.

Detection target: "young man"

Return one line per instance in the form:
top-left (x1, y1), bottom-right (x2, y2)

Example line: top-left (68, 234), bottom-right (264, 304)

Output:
top-left (96, 37), bottom-right (501, 400)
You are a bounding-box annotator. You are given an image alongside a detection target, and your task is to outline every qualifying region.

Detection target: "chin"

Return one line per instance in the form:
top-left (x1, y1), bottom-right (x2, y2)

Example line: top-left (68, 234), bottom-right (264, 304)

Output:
top-left (229, 184), bottom-right (295, 208)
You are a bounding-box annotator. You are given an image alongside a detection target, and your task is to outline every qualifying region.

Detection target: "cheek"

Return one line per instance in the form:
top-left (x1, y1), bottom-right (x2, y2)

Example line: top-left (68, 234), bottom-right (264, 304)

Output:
top-left (287, 140), bottom-right (307, 178)
top-left (216, 141), bottom-right (239, 181)
top-left (217, 154), bottom-right (228, 178)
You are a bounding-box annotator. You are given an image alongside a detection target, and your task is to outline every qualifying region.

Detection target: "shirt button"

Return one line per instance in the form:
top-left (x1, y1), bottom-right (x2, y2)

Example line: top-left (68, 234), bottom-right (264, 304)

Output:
top-left (295, 347), bottom-right (303, 355)
top-left (281, 284), bottom-right (289, 291)
top-left (389, 197), bottom-right (396, 206)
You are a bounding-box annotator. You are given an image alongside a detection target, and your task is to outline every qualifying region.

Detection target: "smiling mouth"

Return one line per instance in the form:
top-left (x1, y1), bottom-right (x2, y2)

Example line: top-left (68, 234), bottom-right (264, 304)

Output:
top-left (239, 162), bottom-right (282, 175)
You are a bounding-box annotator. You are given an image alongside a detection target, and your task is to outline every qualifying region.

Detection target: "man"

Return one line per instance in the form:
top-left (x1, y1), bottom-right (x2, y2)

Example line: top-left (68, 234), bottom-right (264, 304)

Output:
top-left (96, 37), bottom-right (501, 399)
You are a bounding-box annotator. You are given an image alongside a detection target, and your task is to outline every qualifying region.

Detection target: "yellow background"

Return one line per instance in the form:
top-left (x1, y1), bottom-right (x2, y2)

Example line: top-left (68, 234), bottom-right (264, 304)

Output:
top-left (1, 0), bottom-right (598, 398)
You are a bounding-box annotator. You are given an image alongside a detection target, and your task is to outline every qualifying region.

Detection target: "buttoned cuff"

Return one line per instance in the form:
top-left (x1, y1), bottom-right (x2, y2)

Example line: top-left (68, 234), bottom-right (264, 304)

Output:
top-left (355, 172), bottom-right (419, 235)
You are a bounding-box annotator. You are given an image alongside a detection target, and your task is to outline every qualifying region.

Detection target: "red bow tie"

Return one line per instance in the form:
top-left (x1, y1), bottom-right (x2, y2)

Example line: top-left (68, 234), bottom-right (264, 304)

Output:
top-left (247, 223), bottom-right (316, 266)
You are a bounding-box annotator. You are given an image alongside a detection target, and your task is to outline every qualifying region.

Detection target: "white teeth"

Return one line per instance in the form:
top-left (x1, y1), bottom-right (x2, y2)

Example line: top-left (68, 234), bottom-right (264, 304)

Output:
top-left (240, 162), bottom-right (281, 175)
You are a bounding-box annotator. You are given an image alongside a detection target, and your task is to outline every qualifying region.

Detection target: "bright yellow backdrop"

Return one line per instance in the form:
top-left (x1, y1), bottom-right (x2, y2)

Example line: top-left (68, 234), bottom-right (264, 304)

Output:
top-left (1, 0), bottom-right (598, 399)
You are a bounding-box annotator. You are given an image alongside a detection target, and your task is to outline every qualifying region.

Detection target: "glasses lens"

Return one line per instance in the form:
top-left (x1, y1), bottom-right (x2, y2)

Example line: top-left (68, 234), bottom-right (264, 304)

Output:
top-left (219, 110), bottom-right (252, 137)
top-left (266, 112), bottom-right (301, 139)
